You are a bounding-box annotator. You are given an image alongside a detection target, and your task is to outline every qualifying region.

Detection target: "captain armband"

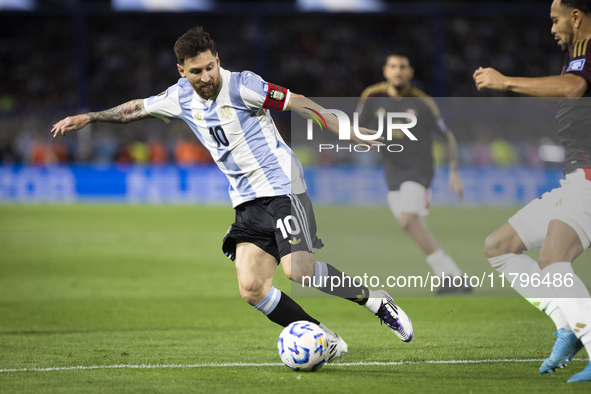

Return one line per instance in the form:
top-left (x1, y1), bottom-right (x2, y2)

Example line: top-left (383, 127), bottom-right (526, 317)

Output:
top-left (263, 84), bottom-right (289, 111)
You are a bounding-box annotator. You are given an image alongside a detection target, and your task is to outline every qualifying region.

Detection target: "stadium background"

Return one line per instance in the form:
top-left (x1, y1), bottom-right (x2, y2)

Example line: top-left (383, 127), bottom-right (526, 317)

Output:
top-left (0, 0), bottom-right (570, 205)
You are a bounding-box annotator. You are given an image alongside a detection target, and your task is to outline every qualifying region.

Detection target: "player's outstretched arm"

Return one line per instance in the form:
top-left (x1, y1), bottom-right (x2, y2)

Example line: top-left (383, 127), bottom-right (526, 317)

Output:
top-left (473, 67), bottom-right (588, 98)
top-left (51, 99), bottom-right (154, 138)
top-left (444, 131), bottom-right (463, 201)
top-left (285, 93), bottom-right (383, 146)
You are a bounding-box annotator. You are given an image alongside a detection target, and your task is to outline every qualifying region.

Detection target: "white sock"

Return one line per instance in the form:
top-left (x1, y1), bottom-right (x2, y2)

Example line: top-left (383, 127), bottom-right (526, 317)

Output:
top-left (426, 249), bottom-right (463, 277)
top-left (363, 289), bottom-right (381, 314)
top-left (488, 253), bottom-right (570, 330)
top-left (546, 299), bottom-right (571, 331)
top-left (253, 286), bottom-right (281, 316)
top-left (319, 323), bottom-right (336, 338)
top-left (541, 262), bottom-right (591, 349)
top-left (313, 261), bottom-right (328, 288)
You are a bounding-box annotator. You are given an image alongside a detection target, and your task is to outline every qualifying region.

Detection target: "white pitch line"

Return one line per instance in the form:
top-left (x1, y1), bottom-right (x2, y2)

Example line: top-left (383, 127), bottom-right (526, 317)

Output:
top-left (1, 358), bottom-right (587, 373)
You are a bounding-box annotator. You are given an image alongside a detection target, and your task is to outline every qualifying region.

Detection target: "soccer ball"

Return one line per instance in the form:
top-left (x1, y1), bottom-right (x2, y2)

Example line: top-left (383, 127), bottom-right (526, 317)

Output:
top-left (277, 321), bottom-right (328, 372)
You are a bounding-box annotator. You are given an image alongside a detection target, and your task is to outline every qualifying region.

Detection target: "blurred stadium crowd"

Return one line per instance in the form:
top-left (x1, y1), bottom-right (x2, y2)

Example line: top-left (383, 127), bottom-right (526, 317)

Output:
top-left (0, 5), bottom-right (567, 167)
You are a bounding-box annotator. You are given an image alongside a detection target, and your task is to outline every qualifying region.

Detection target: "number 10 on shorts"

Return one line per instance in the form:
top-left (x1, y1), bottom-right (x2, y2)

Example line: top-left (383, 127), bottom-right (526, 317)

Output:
top-left (276, 216), bottom-right (301, 239)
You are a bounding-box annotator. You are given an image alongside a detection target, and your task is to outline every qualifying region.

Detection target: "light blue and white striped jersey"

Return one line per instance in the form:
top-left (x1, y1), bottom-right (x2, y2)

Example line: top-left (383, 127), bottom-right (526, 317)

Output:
top-left (144, 67), bottom-right (306, 207)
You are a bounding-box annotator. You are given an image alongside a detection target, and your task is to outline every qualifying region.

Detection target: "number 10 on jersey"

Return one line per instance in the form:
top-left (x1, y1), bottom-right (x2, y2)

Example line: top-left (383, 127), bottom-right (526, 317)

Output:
top-left (209, 126), bottom-right (229, 147)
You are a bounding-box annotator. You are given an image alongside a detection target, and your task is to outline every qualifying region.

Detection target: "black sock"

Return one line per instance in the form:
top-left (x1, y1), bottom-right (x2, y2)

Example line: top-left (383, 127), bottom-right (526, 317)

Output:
top-left (315, 263), bottom-right (370, 305)
top-left (266, 291), bottom-right (320, 327)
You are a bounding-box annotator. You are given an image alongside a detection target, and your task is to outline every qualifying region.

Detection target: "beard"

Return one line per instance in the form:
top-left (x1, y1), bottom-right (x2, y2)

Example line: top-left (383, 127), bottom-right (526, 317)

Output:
top-left (196, 78), bottom-right (221, 99)
top-left (555, 32), bottom-right (572, 52)
top-left (560, 42), bottom-right (569, 52)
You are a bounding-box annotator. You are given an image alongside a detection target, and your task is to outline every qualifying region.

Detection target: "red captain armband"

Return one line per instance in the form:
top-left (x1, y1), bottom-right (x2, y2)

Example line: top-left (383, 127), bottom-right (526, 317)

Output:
top-left (263, 84), bottom-right (289, 111)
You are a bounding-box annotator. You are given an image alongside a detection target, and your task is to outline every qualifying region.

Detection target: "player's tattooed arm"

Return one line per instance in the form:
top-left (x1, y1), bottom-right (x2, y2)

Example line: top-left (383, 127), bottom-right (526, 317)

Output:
top-left (51, 99), bottom-right (154, 137)
top-left (87, 99), bottom-right (152, 124)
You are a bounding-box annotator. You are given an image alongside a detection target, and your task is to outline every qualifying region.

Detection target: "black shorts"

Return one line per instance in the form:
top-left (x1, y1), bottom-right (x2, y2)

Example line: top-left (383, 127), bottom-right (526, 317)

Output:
top-left (222, 193), bottom-right (324, 262)
top-left (383, 166), bottom-right (433, 191)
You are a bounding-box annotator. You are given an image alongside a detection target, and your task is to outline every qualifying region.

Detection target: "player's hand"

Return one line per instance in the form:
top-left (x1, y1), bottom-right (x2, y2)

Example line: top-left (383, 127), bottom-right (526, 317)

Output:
top-left (349, 127), bottom-right (385, 148)
top-left (448, 170), bottom-right (464, 201)
top-left (51, 114), bottom-right (91, 138)
top-left (473, 67), bottom-right (507, 92)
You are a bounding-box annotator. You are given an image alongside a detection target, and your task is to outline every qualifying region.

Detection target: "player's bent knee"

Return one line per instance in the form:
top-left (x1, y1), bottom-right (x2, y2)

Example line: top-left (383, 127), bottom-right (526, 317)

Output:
top-left (289, 262), bottom-right (314, 283)
top-left (281, 252), bottom-right (314, 283)
top-left (483, 231), bottom-right (514, 259)
top-left (289, 269), bottom-right (314, 284)
top-left (536, 255), bottom-right (554, 270)
top-left (238, 280), bottom-right (266, 306)
top-left (483, 230), bottom-right (525, 259)
top-left (483, 233), bottom-right (501, 259)
top-left (398, 214), bottom-right (419, 232)
top-left (239, 288), bottom-right (264, 306)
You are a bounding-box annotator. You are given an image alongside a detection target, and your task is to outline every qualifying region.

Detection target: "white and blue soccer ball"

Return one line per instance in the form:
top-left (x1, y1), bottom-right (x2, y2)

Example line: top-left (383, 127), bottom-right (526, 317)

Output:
top-left (277, 321), bottom-right (328, 372)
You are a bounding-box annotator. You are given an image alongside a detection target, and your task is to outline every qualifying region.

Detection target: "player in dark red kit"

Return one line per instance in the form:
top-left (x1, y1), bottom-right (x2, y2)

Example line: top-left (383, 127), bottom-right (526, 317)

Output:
top-left (474, 0), bottom-right (591, 383)
top-left (358, 54), bottom-right (468, 294)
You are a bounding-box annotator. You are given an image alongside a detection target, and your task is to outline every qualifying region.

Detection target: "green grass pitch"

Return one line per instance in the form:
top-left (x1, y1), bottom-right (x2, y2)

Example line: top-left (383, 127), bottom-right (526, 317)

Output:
top-left (1, 204), bottom-right (590, 393)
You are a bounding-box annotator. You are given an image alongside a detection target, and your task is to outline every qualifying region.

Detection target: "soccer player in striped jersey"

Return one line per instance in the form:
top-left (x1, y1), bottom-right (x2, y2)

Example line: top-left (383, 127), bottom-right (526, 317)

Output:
top-left (474, 0), bottom-right (591, 383)
top-left (358, 54), bottom-right (469, 294)
top-left (50, 26), bottom-right (414, 362)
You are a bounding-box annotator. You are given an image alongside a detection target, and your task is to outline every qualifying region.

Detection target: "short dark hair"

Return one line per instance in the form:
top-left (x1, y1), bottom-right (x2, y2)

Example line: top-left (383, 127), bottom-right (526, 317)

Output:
top-left (385, 52), bottom-right (412, 66)
top-left (561, 0), bottom-right (591, 14)
top-left (174, 26), bottom-right (216, 65)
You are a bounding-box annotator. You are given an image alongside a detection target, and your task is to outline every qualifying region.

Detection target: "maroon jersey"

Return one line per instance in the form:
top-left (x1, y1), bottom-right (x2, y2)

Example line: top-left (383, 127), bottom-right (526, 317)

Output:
top-left (558, 38), bottom-right (591, 174)
top-left (358, 83), bottom-right (447, 190)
